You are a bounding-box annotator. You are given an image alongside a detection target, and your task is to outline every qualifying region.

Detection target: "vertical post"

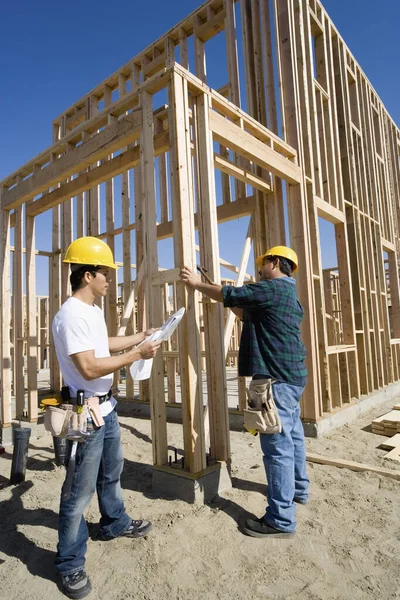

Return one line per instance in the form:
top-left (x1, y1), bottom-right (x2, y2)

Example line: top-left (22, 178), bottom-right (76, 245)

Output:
top-left (131, 63), bottom-right (148, 402)
top-left (13, 179), bottom-right (25, 419)
top-left (195, 92), bottom-right (230, 463)
top-left (103, 85), bottom-right (118, 376)
top-left (276, 0), bottom-right (321, 421)
top-left (194, 16), bottom-right (207, 83)
top-left (168, 71), bottom-right (206, 473)
top-left (49, 147), bottom-right (62, 392)
top-left (61, 171), bottom-right (73, 303)
top-left (261, 0), bottom-right (286, 245)
top-left (224, 0), bottom-right (246, 201)
top-left (87, 95), bottom-right (100, 237)
top-left (0, 193), bottom-right (12, 428)
top-left (179, 28), bottom-right (189, 69)
top-left (26, 207), bottom-right (38, 422)
top-left (118, 76), bottom-right (135, 399)
top-left (140, 90), bottom-right (168, 467)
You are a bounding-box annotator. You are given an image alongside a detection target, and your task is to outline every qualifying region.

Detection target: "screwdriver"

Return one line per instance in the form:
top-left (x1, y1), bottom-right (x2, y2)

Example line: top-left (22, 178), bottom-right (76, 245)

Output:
top-left (76, 389), bottom-right (85, 414)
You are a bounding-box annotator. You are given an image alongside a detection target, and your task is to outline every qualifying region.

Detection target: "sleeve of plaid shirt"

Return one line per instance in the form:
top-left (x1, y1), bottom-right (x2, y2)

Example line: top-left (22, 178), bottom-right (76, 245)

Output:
top-left (221, 281), bottom-right (275, 310)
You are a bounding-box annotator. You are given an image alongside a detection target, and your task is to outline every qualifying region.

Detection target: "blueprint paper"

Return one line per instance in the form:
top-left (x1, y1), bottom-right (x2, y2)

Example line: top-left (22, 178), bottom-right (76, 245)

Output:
top-left (130, 307), bottom-right (185, 381)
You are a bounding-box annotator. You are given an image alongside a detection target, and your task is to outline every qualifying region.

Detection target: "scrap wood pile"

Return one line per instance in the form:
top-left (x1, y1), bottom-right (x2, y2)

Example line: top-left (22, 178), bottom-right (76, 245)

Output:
top-left (371, 404), bottom-right (400, 462)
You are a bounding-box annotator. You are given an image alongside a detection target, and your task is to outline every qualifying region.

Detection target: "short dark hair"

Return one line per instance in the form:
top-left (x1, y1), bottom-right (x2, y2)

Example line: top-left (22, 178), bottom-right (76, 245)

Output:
top-left (70, 264), bottom-right (101, 293)
top-left (267, 255), bottom-right (293, 277)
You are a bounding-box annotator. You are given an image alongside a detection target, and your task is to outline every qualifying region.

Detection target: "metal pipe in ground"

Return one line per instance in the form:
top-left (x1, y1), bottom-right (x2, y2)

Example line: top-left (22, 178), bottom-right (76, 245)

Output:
top-left (10, 427), bottom-right (31, 485)
top-left (53, 436), bottom-right (68, 467)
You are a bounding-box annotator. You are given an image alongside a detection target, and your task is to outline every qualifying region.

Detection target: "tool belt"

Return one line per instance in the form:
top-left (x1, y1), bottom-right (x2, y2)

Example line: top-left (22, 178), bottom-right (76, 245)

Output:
top-left (244, 379), bottom-right (282, 435)
top-left (43, 388), bottom-right (110, 440)
top-left (69, 389), bottom-right (112, 405)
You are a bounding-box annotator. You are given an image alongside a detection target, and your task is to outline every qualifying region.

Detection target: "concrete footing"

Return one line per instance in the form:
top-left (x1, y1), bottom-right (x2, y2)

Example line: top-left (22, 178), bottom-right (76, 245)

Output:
top-left (152, 461), bottom-right (232, 504)
top-left (302, 380), bottom-right (400, 438)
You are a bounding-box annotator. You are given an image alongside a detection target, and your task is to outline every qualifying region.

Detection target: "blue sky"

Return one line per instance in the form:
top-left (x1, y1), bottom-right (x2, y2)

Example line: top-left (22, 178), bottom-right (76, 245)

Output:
top-left (0, 0), bottom-right (399, 295)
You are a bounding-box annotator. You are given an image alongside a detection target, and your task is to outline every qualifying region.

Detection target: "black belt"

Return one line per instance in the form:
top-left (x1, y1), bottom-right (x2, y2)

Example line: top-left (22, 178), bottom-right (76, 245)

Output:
top-left (68, 389), bottom-right (112, 405)
top-left (98, 390), bottom-right (113, 404)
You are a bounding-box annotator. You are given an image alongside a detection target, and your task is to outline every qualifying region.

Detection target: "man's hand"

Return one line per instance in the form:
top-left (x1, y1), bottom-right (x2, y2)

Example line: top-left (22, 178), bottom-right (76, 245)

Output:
top-left (143, 327), bottom-right (160, 338)
top-left (139, 340), bottom-right (162, 359)
top-left (180, 266), bottom-right (201, 289)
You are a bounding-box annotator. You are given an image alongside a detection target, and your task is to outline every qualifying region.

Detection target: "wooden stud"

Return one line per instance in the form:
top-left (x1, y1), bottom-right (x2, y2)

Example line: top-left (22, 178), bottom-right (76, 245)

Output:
top-left (26, 201), bottom-right (38, 421)
top-left (140, 90), bottom-right (168, 466)
top-left (168, 72), bottom-right (206, 473)
top-left (195, 91), bottom-right (230, 462)
top-left (0, 192), bottom-right (12, 427)
top-left (13, 177), bottom-right (25, 418)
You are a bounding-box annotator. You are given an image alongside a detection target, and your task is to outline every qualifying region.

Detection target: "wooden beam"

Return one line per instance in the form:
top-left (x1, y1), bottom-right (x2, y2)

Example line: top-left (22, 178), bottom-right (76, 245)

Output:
top-left (156, 193), bottom-right (257, 239)
top-left (152, 267), bottom-right (181, 286)
top-left (214, 153), bottom-right (272, 193)
top-left (26, 132), bottom-right (169, 217)
top-left (209, 110), bottom-right (301, 184)
top-left (2, 111), bottom-right (142, 210)
top-left (315, 195), bottom-right (345, 224)
top-left (195, 8), bottom-right (226, 42)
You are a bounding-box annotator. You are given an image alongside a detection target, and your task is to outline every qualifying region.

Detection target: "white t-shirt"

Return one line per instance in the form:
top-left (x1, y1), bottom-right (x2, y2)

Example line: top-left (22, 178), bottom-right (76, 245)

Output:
top-left (52, 296), bottom-right (116, 417)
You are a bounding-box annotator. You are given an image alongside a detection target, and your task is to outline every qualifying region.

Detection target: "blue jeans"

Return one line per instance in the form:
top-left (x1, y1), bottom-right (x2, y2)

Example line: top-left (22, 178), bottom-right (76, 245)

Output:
top-left (55, 409), bottom-right (131, 575)
top-left (259, 382), bottom-right (309, 532)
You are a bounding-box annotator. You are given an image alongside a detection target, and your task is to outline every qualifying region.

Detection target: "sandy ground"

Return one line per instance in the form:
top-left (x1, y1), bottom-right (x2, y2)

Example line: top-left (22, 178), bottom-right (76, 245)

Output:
top-left (1, 395), bottom-right (400, 600)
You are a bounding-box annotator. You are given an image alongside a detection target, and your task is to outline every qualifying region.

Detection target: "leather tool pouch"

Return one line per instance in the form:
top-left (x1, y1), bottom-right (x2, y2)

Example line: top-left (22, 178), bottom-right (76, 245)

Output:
top-left (244, 379), bottom-right (282, 434)
top-left (87, 396), bottom-right (105, 428)
top-left (44, 404), bottom-right (73, 438)
top-left (44, 403), bottom-right (89, 439)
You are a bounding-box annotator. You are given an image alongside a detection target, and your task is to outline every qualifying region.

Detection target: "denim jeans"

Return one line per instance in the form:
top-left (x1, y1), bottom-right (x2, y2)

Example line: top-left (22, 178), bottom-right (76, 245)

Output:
top-left (55, 408), bottom-right (131, 575)
top-left (259, 382), bottom-right (309, 532)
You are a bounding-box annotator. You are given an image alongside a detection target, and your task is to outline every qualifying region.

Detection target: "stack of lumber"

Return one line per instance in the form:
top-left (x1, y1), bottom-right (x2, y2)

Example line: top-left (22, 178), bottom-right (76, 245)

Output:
top-left (371, 405), bottom-right (400, 463)
top-left (371, 408), bottom-right (400, 436)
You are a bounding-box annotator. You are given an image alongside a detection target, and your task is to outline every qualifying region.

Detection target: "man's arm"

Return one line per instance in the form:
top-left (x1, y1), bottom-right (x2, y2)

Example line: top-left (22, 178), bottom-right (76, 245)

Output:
top-left (71, 340), bottom-right (161, 381)
top-left (108, 328), bottom-right (159, 353)
top-left (179, 267), bottom-right (244, 321)
top-left (180, 266), bottom-right (223, 301)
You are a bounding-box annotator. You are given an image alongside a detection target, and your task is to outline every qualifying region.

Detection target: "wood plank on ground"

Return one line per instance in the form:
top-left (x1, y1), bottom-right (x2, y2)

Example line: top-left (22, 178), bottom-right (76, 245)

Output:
top-left (380, 433), bottom-right (400, 450)
top-left (306, 453), bottom-right (400, 481)
top-left (383, 447), bottom-right (400, 463)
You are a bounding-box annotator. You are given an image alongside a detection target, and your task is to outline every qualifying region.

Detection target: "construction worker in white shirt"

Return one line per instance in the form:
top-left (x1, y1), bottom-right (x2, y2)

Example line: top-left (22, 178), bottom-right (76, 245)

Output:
top-left (52, 236), bottom-right (161, 599)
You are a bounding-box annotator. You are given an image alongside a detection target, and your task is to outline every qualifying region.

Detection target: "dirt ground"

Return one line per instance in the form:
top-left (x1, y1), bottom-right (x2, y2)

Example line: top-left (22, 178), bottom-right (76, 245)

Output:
top-left (1, 395), bottom-right (400, 600)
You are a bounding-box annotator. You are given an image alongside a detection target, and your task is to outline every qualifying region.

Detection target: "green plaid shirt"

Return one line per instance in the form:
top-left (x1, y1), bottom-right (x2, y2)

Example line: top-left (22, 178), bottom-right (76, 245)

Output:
top-left (222, 277), bottom-right (307, 385)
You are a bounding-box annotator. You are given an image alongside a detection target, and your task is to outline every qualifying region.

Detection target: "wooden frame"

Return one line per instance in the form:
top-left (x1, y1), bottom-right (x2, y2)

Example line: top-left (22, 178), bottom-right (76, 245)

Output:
top-left (1, 0), bottom-right (399, 477)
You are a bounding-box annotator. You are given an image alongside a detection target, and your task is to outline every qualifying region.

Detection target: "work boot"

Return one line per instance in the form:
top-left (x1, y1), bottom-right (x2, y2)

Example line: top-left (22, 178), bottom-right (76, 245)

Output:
top-left (293, 495), bottom-right (309, 505)
top-left (100, 519), bottom-right (153, 540)
top-left (243, 517), bottom-right (295, 538)
top-left (120, 519), bottom-right (153, 538)
top-left (60, 569), bottom-right (92, 599)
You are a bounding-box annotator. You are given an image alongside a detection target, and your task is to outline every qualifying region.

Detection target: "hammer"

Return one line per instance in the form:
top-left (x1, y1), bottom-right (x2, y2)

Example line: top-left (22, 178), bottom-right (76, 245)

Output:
top-left (196, 265), bottom-right (215, 285)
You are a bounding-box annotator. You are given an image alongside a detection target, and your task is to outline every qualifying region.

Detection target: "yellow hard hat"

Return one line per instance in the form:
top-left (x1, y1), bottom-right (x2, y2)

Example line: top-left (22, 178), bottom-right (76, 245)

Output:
top-left (256, 245), bottom-right (298, 272)
top-left (63, 236), bottom-right (117, 270)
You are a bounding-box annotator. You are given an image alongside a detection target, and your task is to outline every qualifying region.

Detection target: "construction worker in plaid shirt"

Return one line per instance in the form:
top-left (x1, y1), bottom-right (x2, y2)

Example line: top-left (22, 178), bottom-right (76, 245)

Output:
top-left (180, 246), bottom-right (309, 538)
